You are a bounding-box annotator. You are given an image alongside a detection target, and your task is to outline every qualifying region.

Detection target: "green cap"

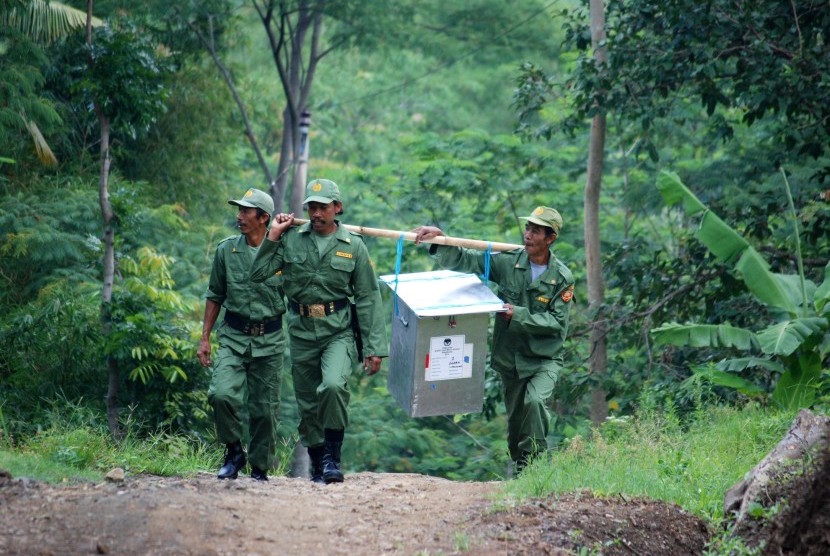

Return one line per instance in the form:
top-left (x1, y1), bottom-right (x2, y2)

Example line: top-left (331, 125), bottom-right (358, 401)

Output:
top-left (303, 178), bottom-right (341, 204)
top-left (228, 188), bottom-right (274, 215)
top-left (519, 206), bottom-right (563, 233)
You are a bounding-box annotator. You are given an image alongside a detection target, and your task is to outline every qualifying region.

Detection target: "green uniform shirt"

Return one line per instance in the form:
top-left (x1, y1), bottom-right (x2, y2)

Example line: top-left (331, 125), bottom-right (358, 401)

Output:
top-left (250, 222), bottom-right (389, 358)
top-left (205, 235), bottom-right (286, 356)
top-left (429, 245), bottom-right (574, 378)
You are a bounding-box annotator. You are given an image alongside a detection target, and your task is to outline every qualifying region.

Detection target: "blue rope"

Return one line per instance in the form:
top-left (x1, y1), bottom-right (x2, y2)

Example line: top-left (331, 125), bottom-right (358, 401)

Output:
top-left (393, 233), bottom-right (404, 316)
top-left (481, 242), bottom-right (492, 283)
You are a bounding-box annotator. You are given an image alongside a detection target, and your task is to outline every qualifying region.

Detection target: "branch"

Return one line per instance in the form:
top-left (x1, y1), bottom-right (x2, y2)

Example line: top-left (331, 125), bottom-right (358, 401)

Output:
top-left (180, 9), bottom-right (274, 186)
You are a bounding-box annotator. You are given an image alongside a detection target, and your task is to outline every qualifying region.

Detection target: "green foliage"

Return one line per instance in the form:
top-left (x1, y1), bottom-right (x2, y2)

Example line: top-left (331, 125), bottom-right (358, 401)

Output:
top-left (0, 26), bottom-right (63, 172)
top-left (559, 0), bottom-right (830, 178)
top-left (651, 172), bottom-right (830, 410)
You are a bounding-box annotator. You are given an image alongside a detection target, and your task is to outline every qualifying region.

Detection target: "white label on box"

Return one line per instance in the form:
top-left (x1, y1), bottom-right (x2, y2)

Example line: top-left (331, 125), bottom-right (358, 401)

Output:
top-left (425, 335), bottom-right (472, 381)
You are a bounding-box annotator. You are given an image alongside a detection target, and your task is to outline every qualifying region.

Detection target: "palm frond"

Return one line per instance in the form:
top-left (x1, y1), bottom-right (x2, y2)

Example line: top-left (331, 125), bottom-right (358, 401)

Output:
top-left (1, 0), bottom-right (103, 44)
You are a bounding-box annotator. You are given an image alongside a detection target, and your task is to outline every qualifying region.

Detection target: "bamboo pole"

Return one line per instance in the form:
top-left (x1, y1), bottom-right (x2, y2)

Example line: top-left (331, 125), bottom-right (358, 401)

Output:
top-left (291, 218), bottom-right (523, 252)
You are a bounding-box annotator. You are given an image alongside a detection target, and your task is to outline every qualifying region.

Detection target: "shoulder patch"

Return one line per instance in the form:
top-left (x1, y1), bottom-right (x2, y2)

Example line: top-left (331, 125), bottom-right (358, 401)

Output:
top-left (561, 285), bottom-right (574, 303)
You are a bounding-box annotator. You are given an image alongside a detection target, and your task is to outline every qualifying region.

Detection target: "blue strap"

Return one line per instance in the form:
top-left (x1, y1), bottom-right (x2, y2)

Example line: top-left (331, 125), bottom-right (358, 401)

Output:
top-left (481, 242), bottom-right (492, 283)
top-left (393, 233), bottom-right (404, 316)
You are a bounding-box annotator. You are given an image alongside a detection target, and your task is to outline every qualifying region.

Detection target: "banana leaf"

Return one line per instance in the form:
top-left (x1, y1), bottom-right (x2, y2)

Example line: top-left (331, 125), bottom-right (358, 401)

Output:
top-left (771, 352), bottom-right (822, 409)
top-left (657, 172), bottom-right (798, 315)
top-left (715, 357), bottom-right (785, 374)
top-left (815, 261), bottom-right (830, 314)
top-left (651, 322), bottom-right (759, 350)
top-left (689, 365), bottom-right (765, 396)
top-left (756, 317), bottom-right (828, 356)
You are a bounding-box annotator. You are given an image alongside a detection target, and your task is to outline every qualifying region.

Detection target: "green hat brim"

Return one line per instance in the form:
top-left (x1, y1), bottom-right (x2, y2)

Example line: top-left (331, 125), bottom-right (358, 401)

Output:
top-left (303, 195), bottom-right (337, 204)
top-left (228, 200), bottom-right (257, 208)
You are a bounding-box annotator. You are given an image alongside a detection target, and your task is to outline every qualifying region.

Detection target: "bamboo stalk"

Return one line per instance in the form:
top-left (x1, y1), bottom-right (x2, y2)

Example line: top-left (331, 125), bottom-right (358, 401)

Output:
top-left (290, 218), bottom-right (523, 252)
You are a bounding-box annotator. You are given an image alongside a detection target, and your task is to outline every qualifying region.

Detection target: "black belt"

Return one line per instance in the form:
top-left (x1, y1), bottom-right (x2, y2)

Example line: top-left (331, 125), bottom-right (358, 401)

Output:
top-left (224, 311), bottom-right (282, 336)
top-left (289, 298), bottom-right (349, 318)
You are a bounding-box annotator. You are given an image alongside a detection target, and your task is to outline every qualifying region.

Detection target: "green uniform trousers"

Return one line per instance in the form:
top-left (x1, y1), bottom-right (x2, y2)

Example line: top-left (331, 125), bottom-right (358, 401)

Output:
top-left (208, 344), bottom-right (282, 469)
top-left (290, 330), bottom-right (356, 447)
top-left (500, 366), bottom-right (558, 462)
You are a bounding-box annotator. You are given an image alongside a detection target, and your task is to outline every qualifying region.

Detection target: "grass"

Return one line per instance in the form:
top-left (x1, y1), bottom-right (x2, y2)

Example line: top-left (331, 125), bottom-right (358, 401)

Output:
top-left (500, 403), bottom-right (794, 522)
top-left (0, 399), bottom-right (301, 483)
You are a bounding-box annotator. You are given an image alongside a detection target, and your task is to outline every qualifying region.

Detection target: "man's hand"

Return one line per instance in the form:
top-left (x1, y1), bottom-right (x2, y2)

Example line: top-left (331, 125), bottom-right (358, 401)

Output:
top-left (499, 303), bottom-right (514, 321)
top-left (197, 338), bottom-right (212, 367)
top-left (364, 355), bottom-right (382, 376)
top-left (412, 225), bottom-right (444, 245)
top-left (267, 212), bottom-right (295, 241)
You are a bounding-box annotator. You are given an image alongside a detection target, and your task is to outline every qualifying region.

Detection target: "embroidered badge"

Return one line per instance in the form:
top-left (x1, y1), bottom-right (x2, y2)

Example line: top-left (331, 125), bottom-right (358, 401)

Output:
top-left (312, 182), bottom-right (322, 192)
top-left (244, 190), bottom-right (253, 198)
top-left (537, 296), bottom-right (551, 304)
top-left (561, 286), bottom-right (574, 303)
top-left (533, 207), bottom-right (544, 216)
top-left (335, 251), bottom-right (353, 259)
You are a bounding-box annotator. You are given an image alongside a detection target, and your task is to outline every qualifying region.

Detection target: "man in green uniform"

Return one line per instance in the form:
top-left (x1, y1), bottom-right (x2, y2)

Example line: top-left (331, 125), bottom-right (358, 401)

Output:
top-left (413, 207), bottom-right (574, 475)
top-left (197, 187), bottom-right (286, 481)
top-left (250, 178), bottom-right (388, 484)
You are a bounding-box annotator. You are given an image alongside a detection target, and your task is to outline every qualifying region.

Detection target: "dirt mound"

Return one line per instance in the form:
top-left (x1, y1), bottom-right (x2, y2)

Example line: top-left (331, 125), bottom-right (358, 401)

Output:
top-left (471, 491), bottom-right (710, 555)
top-left (0, 470), bottom-right (711, 555)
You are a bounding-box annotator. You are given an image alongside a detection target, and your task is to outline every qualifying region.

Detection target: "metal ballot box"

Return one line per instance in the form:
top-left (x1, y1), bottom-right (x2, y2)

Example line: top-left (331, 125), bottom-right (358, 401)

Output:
top-left (379, 270), bottom-right (505, 417)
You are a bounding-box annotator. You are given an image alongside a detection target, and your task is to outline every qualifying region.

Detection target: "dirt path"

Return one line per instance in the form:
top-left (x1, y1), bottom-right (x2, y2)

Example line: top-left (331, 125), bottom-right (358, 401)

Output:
top-left (0, 470), bottom-right (711, 555)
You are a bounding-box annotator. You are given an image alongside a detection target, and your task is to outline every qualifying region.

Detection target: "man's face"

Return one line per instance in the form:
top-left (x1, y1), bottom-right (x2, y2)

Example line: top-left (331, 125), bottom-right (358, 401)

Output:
top-left (306, 201), bottom-right (340, 234)
top-left (523, 223), bottom-right (555, 259)
top-left (236, 207), bottom-right (267, 236)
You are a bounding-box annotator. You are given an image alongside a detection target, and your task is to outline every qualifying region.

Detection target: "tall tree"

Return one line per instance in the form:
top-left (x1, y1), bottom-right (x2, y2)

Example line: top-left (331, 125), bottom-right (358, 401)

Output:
top-left (76, 4), bottom-right (171, 437)
top-left (583, 0), bottom-right (609, 425)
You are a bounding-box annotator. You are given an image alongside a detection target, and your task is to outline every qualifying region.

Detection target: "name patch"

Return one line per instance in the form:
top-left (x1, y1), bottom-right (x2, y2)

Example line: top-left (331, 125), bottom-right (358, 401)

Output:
top-left (335, 251), bottom-right (353, 259)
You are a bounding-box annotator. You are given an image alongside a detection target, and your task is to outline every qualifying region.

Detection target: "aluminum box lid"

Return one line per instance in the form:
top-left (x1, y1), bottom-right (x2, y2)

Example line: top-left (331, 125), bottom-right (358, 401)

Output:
top-left (380, 270), bottom-right (505, 317)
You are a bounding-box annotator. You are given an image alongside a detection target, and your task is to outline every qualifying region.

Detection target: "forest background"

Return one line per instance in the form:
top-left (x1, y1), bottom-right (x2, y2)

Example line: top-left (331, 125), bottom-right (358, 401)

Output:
top-left (1, 0), bottom-right (828, 487)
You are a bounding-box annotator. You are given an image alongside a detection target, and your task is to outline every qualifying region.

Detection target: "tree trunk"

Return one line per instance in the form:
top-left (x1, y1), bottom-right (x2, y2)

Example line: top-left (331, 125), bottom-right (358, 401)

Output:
top-left (725, 409), bottom-right (830, 526)
top-left (88, 0), bottom-right (120, 439)
top-left (585, 0), bottom-right (609, 426)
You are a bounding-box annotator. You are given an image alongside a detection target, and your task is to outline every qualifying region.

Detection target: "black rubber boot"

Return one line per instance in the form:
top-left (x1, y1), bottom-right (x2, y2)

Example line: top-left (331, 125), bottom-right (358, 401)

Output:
top-left (322, 429), bottom-right (344, 484)
top-left (217, 441), bottom-right (246, 480)
top-left (250, 466), bottom-right (268, 481)
top-left (514, 451), bottom-right (533, 478)
top-left (308, 445), bottom-right (325, 484)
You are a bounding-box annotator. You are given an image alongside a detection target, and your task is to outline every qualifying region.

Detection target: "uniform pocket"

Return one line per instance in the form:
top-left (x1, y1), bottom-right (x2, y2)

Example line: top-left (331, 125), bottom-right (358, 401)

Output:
top-left (330, 252), bottom-right (356, 272)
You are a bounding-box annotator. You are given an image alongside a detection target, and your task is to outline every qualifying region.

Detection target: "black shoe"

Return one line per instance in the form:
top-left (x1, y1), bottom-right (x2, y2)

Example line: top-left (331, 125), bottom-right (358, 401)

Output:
top-left (250, 467), bottom-right (268, 481)
top-left (308, 445), bottom-right (326, 484)
top-left (217, 442), bottom-right (246, 480)
top-left (322, 440), bottom-right (344, 484)
top-left (322, 460), bottom-right (344, 484)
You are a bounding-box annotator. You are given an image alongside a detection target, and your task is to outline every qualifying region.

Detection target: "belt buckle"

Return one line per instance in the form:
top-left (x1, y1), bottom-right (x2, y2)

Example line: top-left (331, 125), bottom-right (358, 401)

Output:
top-left (308, 304), bottom-right (326, 318)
